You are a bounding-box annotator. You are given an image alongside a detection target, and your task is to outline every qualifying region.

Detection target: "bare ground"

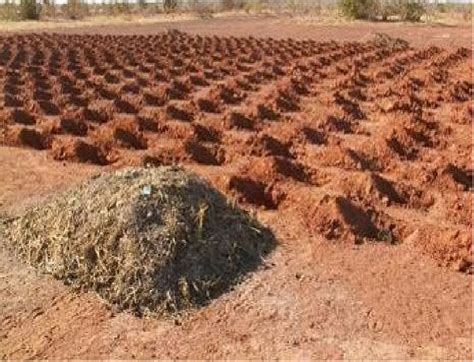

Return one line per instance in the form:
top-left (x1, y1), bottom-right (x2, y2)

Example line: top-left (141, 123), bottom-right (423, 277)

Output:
top-left (0, 147), bottom-right (471, 359)
top-left (0, 17), bottom-right (472, 359)
top-left (2, 14), bottom-right (472, 48)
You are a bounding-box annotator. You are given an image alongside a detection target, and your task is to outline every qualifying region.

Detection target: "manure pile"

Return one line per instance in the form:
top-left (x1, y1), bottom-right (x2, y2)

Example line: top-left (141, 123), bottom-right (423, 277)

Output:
top-left (1, 167), bottom-right (275, 315)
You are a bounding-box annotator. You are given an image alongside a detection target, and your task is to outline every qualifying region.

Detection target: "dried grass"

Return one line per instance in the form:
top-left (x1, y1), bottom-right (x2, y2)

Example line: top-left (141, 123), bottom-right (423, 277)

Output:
top-left (1, 166), bottom-right (275, 316)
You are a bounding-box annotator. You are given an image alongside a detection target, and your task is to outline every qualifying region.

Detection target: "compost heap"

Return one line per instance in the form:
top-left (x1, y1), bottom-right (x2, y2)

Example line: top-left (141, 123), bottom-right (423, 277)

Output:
top-left (1, 166), bottom-right (274, 315)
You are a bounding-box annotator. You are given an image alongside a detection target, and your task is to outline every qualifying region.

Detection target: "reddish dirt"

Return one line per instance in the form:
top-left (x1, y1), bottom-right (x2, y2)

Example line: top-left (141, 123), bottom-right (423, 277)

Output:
top-left (0, 23), bottom-right (472, 360)
top-left (14, 16), bottom-right (471, 49)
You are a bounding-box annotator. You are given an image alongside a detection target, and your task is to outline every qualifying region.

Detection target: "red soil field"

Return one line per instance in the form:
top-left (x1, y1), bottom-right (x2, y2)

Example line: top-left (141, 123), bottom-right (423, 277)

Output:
top-left (1, 31), bottom-right (471, 270)
top-left (0, 26), bottom-right (472, 359)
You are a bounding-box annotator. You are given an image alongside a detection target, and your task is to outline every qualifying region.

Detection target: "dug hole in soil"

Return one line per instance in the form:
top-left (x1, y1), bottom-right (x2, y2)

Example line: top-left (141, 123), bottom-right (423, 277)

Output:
top-left (0, 166), bottom-right (275, 316)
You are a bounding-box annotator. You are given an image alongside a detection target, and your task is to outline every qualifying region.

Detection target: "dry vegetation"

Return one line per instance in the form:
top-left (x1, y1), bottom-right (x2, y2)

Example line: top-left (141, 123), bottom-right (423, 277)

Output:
top-left (0, 0), bottom-right (471, 24)
top-left (0, 167), bottom-right (275, 316)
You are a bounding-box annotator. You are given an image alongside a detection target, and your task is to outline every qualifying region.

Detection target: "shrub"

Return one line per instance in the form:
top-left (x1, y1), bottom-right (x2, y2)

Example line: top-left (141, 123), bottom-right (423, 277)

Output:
top-left (377, 1), bottom-right (398, 20)
top-left (339, 0), bottom-right (426, 22)
top-left (112, 0), bottom-right (131, 15)
top-left (241, 0), bottom-right (268, 13)
top-left (0, 0), bottom-right (19, 20)
top-left (400, 1), bottom-right (425, 22)
top-left (461, 5), bottom-right (472, 21)
top-left (19, 0), bottom-right (40, 20)
top-left (338, 0), bottom-right (377, 20)
top-left (66, 0), bottom-right (82, 19)
top-left (221, 0), bottom-right (235, 11)
top-left (41, 0), bottom-right (58, 19)
top-left (163, 0), bottom-right (178, 12)
top-left (193, 1), bottom-right (214, 19)
top-left (436, 3), bottom-right (448, 13)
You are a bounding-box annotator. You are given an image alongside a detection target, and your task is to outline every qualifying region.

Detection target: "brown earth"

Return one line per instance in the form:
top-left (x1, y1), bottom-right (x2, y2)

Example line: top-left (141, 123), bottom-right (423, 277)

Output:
top-left (9, 15), bottom-right (471, 48)
top-left (0, 18), bottom-right (472, 360)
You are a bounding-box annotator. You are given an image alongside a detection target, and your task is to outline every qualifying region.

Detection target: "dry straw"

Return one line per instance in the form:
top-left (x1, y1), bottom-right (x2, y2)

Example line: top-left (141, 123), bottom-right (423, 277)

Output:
top-left (1, 166), bottom-right (275, 316)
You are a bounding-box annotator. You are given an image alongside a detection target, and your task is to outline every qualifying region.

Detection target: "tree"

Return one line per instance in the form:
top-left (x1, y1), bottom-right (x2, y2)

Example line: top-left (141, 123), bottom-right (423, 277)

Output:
top-left (20, 0), bottom-right (40, 20)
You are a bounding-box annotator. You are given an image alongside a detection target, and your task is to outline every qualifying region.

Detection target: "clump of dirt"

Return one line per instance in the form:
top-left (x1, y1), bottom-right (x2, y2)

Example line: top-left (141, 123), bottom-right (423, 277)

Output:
top-left (241, 156), bottom-right (309, 183)
top-left (450, 103), bottom-right (472, 125)
top-left (184, 140), bottom-right (225, 165)
top-left (113, 97), bottom-right (139, 114)
top-left (318, 114), bottom-right (360, 134)
top-left (317, 145), bottom-right (379, 171)
top-left (137, 116), bottom-right (160, 133)
top-left (256, 103), bottom-right (280, 121)
top-left (449, 80), bottom-right (472, 102)
top-left (196, 97), bottom-right (221, 113)
top-left (192, 123), bottom-right (221, 143)
top-left (113, 126), bottom-right (148, 150)
top-left (137, 141), bottom-right (188, 166)
top-left (384, 126), bottom-right (420, 160)
top-left (274, 87), bottom-right (300, 112)
top-left (440, 164), bottom-right (472, 192)
top-left (0, 167), bottom-right (275, 316)
top-left (227, 112), bottom-right (255, 130)
top-left (249, 134), bottom-right (291, 158)
top-left (436, 193), bottom-right (472, 227)
top-left (143, 91), bottom-right (166, 107)
top-left (10, 109), bottom-right (36, 125)
top-left (308, 195), bottom-right (379, 241)
top-left (50, 137), bottom-right (109, 165)
top-left (367, 173), bottom-right (405, 205)
top-left (81, 104), bottom-right (111, 124)
top-left (166, 104), bottom-right (194, 122)
top-left (135, 138), bottom-right (222, 167)
top-left (3, 126), bottom-right (50, 150)
top-left (288, 125), bottom-right (328, 146)
top-left (407, 228), bottom-right (472, 273)
top-left (226, 175), bottom-right (280, 209)
top-left (336, 172), bottom-right (434, 210)
top-left (287, 192), bottom-right (398, 244)
top-left (218, 83), bottom-right (245, 105)
top-left (168, 80), bottom-right (192, 100)
top-left (59, 116), bottom-right (89, 136)
top-left (90, 117), bottom-right (148, 151)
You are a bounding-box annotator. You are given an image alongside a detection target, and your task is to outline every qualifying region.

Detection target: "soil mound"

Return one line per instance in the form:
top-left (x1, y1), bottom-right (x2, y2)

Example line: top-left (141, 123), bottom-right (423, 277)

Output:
top-left (310, 195), bottom-right (379, 241)
top-left (4, 127), bottom-right (50, 150)
top-left (288, 192), bottom-right (398, 244)
top-left (409, 227), bottom-right (472, 273)
top-left (51, 138), bottom-right (109, 165)
top-left (441, 164), bottom-right (472, 192)
top-left (241, 156), bottom-right (309, 183)
top-left (1, 167), bottom-right (274, 316)
top-left (225, 175), bottom-right (285, 210)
